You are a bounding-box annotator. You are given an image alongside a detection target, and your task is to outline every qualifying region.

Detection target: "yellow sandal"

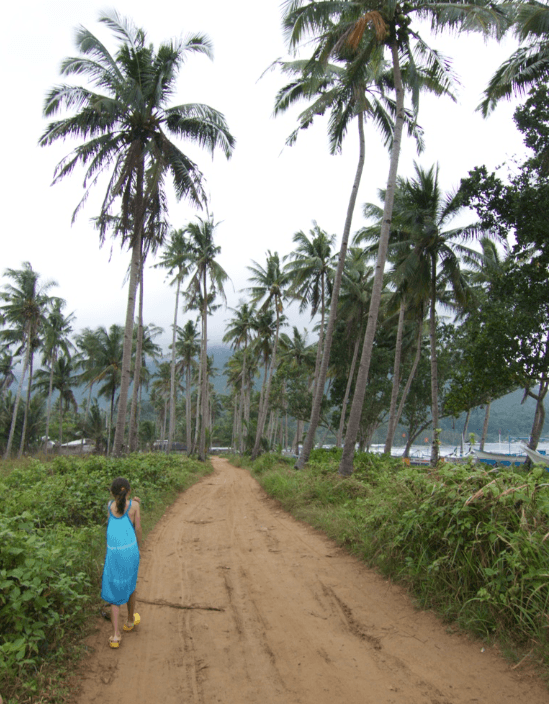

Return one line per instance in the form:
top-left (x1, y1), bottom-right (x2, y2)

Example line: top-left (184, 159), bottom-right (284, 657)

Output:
top-left (123, 612), bottom-right (141, 631)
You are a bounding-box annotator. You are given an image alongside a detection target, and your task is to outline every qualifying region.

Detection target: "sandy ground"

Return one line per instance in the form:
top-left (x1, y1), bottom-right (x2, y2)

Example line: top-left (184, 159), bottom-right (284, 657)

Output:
top-left (73, 457), bottom-right (549, 704)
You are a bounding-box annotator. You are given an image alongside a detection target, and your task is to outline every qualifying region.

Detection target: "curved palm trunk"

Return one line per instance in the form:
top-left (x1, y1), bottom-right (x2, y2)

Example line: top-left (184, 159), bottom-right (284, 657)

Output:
top-left (193, 364), bottom-right (202, 454)
top-left (186, 362), bottom-right (193, 455)
top-left (199, 272), bottom-right (209, 461)
top-left (393, 316), bottom-right (424, 434)
top-left (18, 353), bottom-right (35, 458)
top-left (167, 276), bottom-right (181, 453)
top-left (59, 396), bottom-right (64, 448)
top-left (295, 111), bottom-right (366, 469)
top-left (336, 332), bottom-right (361, 448)
top-left (428, 253), bottom-right (440, 466)
top-left (252, 310), bottom-right (281, 460)
top-left (339, 42), bottom-right (406, 476)
top-left (4, 331), bottom-right (31, 459)
top-left (384, 302), bottom-right (406, 454)
top-left (129, 264), bottom-right (145, 452)
top-left (45, 352), bottom-right (56, 455)
top-left (239, 346), bottom-right (248, 453)
top-left (113, 156), bottom-right (144, 456)
top-left (108, 385), bottom-right (117, 455)
top-left (311, 278), bottom-right (326, 399)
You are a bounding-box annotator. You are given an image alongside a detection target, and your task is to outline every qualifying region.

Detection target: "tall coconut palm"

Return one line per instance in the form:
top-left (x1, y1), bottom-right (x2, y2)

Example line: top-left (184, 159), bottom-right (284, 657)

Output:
top-left (283, 0), bottom-right (505, 475)
top-left (151, 361), bottom-right (173, 443)
top-left (33, 356), bottom-right (78, 448)
top-left (284, 222), bottom-right (336, 398)
top-left (354, 187), bottom-right (428, 455)
top-left (223, 302), bottom-right (257, 453)
top-left (130, 321), bottom-right (163, 450)
top-left (184, 217), bottom-right (229, 460)
top-left (247, 251), bottom-right (290, 460)
top-left (382, 163), bottom-right (483, 464)
top-left (40, 11), bottom-right (235, 456)
top-left (278, 326), bottom-right (317, 451)
top-left (40, 299), bottom-right (75, 453)
top-left (74, 327), bottom-right (102, 420)
top-left (155, 228), bottom-right (192, 452)
top-left (83, 324), bottom-right (125, 450)
top-left (0, 263), bottom-right (57, 458)
top-left (276, 18), bottom-right (431, 470)
top-left (333, 247), bottom-right (374, 446)
top-left (176, 319), bottom-right (201, 454)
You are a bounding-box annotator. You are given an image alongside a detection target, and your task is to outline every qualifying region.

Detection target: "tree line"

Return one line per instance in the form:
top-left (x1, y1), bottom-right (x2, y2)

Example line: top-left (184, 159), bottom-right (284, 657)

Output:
top-left (2, 3), bottom-right (549, 469)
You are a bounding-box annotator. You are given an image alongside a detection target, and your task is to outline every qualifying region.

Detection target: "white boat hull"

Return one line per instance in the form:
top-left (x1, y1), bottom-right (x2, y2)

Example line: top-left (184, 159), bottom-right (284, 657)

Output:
top-left (521, 445), bottom-right (549, 466)
top-left (474, 449), bottom-right (527, 466)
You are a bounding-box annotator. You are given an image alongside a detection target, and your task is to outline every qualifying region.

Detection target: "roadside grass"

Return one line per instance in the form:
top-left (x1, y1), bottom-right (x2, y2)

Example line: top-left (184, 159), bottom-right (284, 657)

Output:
top-left (0, 453), bottom-right (213, 704)
top-left (228, 449), bottom-right (549, 674)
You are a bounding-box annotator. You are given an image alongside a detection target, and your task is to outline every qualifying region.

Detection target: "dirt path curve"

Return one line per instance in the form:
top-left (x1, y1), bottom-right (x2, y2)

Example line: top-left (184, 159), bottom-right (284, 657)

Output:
top-left (75, 457), bottom-right (549, 704)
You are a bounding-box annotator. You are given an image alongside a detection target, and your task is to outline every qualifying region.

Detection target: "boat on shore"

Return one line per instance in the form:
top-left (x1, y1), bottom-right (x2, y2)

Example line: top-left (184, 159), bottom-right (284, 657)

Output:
top-left (521, 444), bottom-right (549, 466)
top-left (473, 449), bottom-right (527, 466)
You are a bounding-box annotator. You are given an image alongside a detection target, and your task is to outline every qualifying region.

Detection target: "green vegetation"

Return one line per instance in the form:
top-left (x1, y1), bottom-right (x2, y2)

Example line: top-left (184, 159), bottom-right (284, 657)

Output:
top-left (0, 453), bottom-right (212, 704)
top-left (231, 450), bottom-right (549, 667)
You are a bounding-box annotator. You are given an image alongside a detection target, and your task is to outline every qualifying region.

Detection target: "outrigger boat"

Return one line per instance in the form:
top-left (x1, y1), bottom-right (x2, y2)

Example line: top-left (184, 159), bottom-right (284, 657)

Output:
top-left (473, 449), bottom-right (527, 466)
top-left (521, 444), bottom-right (549, 466)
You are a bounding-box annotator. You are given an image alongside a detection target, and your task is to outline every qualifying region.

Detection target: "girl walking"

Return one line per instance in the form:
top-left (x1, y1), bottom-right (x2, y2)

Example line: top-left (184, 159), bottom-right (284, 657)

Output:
top-left (101, 477), bottom-right (142, 648)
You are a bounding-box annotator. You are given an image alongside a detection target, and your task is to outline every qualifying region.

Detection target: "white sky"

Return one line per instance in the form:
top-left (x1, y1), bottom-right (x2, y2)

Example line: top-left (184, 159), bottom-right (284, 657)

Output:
top-left (1, 1), bottom-right (526, 349)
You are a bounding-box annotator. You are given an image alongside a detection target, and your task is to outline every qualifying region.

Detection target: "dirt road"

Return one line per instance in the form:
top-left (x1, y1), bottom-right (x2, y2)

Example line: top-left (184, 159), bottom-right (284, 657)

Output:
top-left (74, 457), bottom-right (549, 703)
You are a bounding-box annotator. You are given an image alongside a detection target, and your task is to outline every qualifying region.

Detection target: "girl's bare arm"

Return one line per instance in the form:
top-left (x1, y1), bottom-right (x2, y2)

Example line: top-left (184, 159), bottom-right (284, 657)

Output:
top-left (132, 502), bottom-right (142, 547)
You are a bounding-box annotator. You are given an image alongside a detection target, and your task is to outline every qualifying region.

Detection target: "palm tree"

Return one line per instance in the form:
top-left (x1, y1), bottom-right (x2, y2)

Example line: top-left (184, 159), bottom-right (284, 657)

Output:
top-left (333, 247), bottom-right (374, 446)
top-left (278, 326), bottom-right (317, 451)
top-left (151, 362), bottom-right (173, 444)
top-left (40, 299), bottom-right (75, 453)
top-left (79, 400), bottom-right (107, 454)
top-left (284, 222), bottom-right (336, 398)
top-left (155, 228), bottom-right (192, 452)
top-left (83, 325), bottom-right (125, 451)
top-left (33, 356), bottom-right (78, 447)
top-left (383, 163), bottom-right (482, 464)
top-left (223, 302), bottom-right (257, 453)
top-left (247, 251), bottom-right (289, 459)
top-left (130, 321), bottom-right (163, 450)
top-left (176, 319), bottom-right (201, 454)
top-left (40, 11), bottom-right (235, 456)
top-left (0, 263), bottom-right (57, 458)
top-left (354, 187), bottom-right (428, 455)
top-left (74, 327), bottom-right (102, 422)
top-left (184, 216), bottom-right (230, 460)
top-left (480, 2), bottom-right (549, 116)
top-left (276, 15), bottom-right (432, 470)
top-left (283, 0), bottom-right (504, 475)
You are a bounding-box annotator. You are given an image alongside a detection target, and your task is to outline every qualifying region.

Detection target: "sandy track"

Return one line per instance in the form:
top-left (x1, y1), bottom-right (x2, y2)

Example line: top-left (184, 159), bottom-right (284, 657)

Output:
top-left (74, 457), bottom-right (549, 703)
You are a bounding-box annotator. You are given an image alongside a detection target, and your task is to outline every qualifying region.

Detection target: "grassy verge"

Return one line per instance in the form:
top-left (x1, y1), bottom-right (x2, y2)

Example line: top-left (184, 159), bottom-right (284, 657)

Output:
top-left (228, 449), bottom-right (549, 672)
top-left (0, 453), bottom-right (213, 704)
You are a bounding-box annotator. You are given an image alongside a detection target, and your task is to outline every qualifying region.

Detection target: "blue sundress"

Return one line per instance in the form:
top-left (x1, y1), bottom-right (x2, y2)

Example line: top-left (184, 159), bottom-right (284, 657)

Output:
top-left (101, 499), bottom-right (140, 606)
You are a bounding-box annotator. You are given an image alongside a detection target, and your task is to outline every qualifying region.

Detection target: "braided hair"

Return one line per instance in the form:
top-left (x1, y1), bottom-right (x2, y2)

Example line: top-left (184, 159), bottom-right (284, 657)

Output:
top-left (110, 477), bottom-right (130, 515)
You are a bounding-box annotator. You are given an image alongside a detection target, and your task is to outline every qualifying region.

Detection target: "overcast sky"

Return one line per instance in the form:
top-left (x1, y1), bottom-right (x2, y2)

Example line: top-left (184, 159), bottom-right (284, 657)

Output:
top-left (1, 1), bottom-right (527, 351)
